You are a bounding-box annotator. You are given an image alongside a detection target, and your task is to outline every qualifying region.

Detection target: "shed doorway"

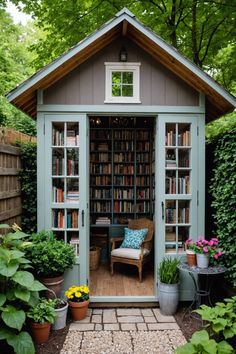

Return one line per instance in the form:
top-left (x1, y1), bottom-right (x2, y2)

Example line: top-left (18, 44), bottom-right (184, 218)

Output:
top-left (89, 116), bottom-right (155, 298)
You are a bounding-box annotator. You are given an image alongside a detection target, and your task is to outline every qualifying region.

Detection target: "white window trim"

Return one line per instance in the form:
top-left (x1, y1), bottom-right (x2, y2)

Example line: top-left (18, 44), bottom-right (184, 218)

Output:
top-left (104, 62), bottom-right (141, 103)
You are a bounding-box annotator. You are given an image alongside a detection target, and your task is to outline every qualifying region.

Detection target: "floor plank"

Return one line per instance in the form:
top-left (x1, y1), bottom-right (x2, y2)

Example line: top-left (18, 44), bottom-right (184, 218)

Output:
top-left (90, 263), bottom-right (154, 296)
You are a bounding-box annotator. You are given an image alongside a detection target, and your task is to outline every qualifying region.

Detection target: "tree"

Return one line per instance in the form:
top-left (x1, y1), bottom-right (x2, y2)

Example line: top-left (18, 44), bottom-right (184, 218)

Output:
top-left (0, 8), bottom-right (36, 135)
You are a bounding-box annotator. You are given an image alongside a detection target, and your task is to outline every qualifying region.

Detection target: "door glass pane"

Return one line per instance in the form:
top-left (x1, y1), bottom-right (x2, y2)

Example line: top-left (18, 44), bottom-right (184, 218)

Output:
top-left (178, 226), bottom-right (189, 253)
top-left (52, 178), bottom-right (64, 203)
top-left (67, 149), bottom-right (79, 176)
top-left (66, 122), bottom-right (79, 146)
top-left (178, 200), bottom-right (190, 223)
top-left (166, 123), bottom-right (176, 146)
top-left (178, 148), bottom-right (190, 167)
top-left (165, 226), bottom-right (177, 254)
top-left (165, 200), bottom-right (176, 224)
top-left (52, 148), bottom-right (64, 176)
top-left (66, 209), bottom-right (79, 229)
top-left (52, 122), bottom-right (64, 146)
top-left (178, 171), bottom-right (190, 194)
top-left (177, 123), bottom-right (191, 146)
top-left (66, 178), bottom-right (79, 203)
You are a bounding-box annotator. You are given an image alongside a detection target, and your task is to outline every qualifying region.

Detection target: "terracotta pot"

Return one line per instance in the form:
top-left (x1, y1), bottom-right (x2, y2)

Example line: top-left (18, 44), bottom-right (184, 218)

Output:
top-left (186, 250), bottom-right (197, 267)
top-left (68, 300), bottom-right (89, 321)
top-left (40, 275), bottom-right (64, 298)
top-left (30, 322), bottom-right (51, 344)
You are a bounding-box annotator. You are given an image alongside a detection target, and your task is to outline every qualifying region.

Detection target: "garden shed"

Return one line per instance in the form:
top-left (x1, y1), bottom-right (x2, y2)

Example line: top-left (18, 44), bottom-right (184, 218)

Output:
top-left (7, 8), bottom-right (236, 303)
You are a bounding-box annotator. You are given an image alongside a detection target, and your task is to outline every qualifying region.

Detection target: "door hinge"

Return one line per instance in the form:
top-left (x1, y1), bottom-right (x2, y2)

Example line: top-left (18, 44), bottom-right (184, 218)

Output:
top-left (197, 190), bottom-right (199, 206)
top-left (197, 126), bottom-right (199, 136)
top-left (87, 278), bottom-right (88, 286)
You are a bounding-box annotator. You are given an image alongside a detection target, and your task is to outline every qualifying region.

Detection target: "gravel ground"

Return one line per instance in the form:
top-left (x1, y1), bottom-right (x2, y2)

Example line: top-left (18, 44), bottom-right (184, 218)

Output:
top-left (60, 329), bottom-right (186, 354)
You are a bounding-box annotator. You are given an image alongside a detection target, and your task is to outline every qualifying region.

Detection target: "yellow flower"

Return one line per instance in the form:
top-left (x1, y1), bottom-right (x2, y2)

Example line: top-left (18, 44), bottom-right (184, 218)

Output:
top-left (75, 291), bottom-right (82, 298)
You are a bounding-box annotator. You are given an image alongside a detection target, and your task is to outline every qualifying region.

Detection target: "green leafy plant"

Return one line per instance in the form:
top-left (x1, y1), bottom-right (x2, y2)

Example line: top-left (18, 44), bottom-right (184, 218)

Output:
top-left (17, 141), bottom-right (37, 233)
top-left (209, 127), bottom-right (236, 286)
top-left (0, 224), bottom-right (46, 354)
top-left (175, 330), bottom-right (234, 354)
top-left (176, 296), bottom-right (236, 354)
top-left (27, 231), bottom-right (76, 277)
top-left (27, 298), bottom-right (56, 324)
top-left (195, 296), bottom-right (236, 340)
top-left (158, 257), bottom-right (180, 284)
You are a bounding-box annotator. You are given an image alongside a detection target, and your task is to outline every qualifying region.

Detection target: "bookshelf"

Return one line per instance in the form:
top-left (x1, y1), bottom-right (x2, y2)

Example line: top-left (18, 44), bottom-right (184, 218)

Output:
top-left (164, 122), bottom-right (192, 254)
top-left (51, 121), bottom-right (80, 256)
top-left (90, 117), bottom-right (154, 226)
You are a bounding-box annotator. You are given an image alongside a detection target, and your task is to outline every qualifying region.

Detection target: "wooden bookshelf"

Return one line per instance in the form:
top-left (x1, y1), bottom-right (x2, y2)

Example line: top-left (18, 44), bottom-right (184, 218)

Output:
top-left (90, 117), bottom-right (154, 226)
top-left (164, 122), bottom-right (192, 254)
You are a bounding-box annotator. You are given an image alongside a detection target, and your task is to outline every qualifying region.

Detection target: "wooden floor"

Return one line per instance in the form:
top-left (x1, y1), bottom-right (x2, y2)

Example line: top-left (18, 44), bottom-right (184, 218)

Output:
top-left (90, 263), bottom-right (154, 296)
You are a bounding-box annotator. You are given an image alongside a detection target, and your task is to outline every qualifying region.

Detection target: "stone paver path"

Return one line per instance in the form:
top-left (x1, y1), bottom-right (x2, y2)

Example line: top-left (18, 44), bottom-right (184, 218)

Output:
top-left (60, 308), bottom-right (186, 353)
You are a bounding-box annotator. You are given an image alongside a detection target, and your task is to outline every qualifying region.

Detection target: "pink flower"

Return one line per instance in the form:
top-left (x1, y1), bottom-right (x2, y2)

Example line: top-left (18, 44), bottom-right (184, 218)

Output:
top-left (203, 246), bottom-right (209, 253)
top-left (211, 238), bottom-right (218, 245)
top-left (186, 238), bottom-right (192, 244)
top-left (208, 240), bottom-right (214, 246)
top-left (198, 235), bottom-right (204, 241)
top-left (202, 240), bottom-right (209, 245)
top-left (213, 254), bottom-right (218, 259)
top-left (217, 250), bottom-right (222, 257)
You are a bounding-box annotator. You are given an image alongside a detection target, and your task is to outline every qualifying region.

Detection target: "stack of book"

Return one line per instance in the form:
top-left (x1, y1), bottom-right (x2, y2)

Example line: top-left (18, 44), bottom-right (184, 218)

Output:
top-left (66, 130), bottom-right (80, 146)
top-left (95, 217), bottom-right (111, 225)
top-left (70, 237), bottom-right (79, 255)
top-left (66, 190), bottom-right (79, 203)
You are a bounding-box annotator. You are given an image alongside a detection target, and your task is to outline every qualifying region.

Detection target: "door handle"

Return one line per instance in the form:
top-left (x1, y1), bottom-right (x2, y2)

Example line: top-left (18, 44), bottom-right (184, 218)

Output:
top-left (81, 210), bottom-right (85, 227)
top-left (161, 202), bottom-right (164, 220)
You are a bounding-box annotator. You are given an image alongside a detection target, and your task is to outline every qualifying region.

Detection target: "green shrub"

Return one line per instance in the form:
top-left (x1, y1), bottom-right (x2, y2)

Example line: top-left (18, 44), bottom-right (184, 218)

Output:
top-left (158, 257), bottom-right (180, 284)
top-left (17, 141), bottom-right (37, 233)
top-left (0, 224), bottom-right (46, 354)
top-left (28, 231), bottom-right (76, 277)
top-left (210, 127), bottom-right (236, 286)
top-left (175, 297), bottom-right (236, 354)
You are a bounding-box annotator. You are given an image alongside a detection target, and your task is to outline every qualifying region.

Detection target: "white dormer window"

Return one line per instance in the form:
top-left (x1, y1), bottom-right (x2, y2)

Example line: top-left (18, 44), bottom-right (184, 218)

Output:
top-left (104, 62), bottom-right (141, 103)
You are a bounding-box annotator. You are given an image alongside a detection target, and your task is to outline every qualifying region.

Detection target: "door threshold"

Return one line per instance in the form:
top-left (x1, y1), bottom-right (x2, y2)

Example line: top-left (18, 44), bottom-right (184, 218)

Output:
top-left (90, 302), bottom-right (159, 308)
top-left (90, 296), bottom-right (158, 303)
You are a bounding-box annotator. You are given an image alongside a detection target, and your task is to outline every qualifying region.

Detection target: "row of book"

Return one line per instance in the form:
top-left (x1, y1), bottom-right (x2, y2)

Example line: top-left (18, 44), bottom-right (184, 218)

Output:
top-left (165, 208), bottom-right (190, 224)
top-left (90, 163), bottom-right (112, 174)
top-left (165, 176), bottom-right (190, 194)
top-left (90, 153), bottom-right (111, 163)
top-left (114, 164), bottom-right (134, 174)
top-left (114, 130), bottom-right (134, 140)
top-left (136, 141), bottom-right (150, 151)
top-left (113, 176), bottom-right (134, 186)
top-left (113, 188), bottom-right (134, 199)
top-left (136, 164), bottom-right (150, 174)
top-left (52, 129), bottom-right (80, 146)
top-left (136, 131), bottom-right (149, 140)
top-left (166, 130), bottom-right (191, 146)
top-left (52, 129), bottom-right (64, 146)
top-left (91, 202), bottom-right (111, 212)
top-left (136, 152), bottom-right (150, 163)
top-left (90, 176), bottom-right (111, 185)
top-left (67, 159), bottom-right (79, 176)
top-left (114, 152), bottom-right (134, 163)
top-left (67, 210), bottom-right (78, 228)
top-left (90, 189), bottom-right (112, 199)
top-left (114, 141), bottom-right (134, 151)
top-left (90, 142), bottom-right (111, 151)
top-left (52, 156), bottom-right (64, 176)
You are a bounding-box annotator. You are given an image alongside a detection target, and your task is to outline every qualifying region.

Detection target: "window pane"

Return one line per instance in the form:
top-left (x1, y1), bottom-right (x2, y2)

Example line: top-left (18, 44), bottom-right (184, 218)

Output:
top-left (122, 72), bottom-right (133, 84)
top-left (122, 85), bottom-right (133, 97)
top-left (112, 72), bottom-right (122, 85)
top-left (112, 84), bottom-right (121, 96)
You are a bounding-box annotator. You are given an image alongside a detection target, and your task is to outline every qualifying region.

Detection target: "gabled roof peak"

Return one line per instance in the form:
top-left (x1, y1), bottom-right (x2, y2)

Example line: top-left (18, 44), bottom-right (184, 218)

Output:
top-left (115, 7), bottom-right (135, 18)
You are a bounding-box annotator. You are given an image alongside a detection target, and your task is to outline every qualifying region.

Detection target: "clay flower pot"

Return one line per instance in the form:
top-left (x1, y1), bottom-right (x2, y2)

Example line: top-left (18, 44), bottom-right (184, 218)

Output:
top-left (40, 275), bottom-right (64, 299)
top-left (186, 250), bottom-right (197, 267)
top-left (30, 322), bottom-right (51, 344)
top-left (68, 300), bottom-right (89, 321)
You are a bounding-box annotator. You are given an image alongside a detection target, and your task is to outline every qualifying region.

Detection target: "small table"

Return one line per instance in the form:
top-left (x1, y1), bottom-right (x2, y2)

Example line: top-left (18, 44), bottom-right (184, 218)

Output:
top-left (178, 263), bottom-right (226, 315)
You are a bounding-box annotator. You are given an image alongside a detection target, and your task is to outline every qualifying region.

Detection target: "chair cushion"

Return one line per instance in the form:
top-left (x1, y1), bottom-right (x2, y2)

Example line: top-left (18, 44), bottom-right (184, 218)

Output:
top-left (120, 228), bottom-right (148, 249)
top-left (111, 248), bottom-right (150, 260)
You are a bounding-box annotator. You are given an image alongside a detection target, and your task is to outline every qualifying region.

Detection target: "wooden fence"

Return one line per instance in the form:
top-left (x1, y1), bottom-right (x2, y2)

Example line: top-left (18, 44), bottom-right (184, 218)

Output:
top-left (0, 128), bottom-right (36, 227)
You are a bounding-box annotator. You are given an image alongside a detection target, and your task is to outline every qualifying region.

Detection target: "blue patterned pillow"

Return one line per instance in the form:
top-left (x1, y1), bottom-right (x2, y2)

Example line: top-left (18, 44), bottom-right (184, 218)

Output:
top-left (120, 228), bottom-right (148, 249)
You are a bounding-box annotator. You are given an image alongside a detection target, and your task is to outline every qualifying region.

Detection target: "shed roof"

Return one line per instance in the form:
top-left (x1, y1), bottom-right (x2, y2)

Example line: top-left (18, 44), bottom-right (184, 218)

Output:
top-left (6, 7), bottom-right (236, 121)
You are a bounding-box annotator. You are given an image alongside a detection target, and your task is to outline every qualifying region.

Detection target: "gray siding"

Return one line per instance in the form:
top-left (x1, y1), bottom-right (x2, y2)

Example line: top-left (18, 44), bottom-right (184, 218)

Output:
top-left (44, 37), bottom-right (199, 106)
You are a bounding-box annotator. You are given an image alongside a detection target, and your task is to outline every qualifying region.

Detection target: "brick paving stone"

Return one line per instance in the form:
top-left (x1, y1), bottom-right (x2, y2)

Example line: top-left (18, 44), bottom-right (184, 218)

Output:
top-left (144, 316), bottom-right (157, 323)
top-left (118, 316), bottom-right (144, 323)
top-left (141, 309), bottom-right (153, 316)
top-left (73, 316), bottom-right (90, 323)
top-left (91, 314), bottom-right (102, 323)
top-left (92, 309), bottom-right (102, 315)
top-left (153, 308), bottom-right (176, 323)
top-left (137, 323), bottom-right (148, 331)
top-left (103, 323), bottom-right (120, 331)
top-left (121, 323), bottom-right (137, 331)
top-left (147, 323), bottom-right (179, 330)
top-left (95, 323), bottom-right (103, 331)
top-left (103, 309), bottom-right (117, 323)
top-left (87, 308), bottom-right (92, 316)
top-left (117, 308), bottom-right (141, 316)
top-left (69, 323), bottom-right (95, 331)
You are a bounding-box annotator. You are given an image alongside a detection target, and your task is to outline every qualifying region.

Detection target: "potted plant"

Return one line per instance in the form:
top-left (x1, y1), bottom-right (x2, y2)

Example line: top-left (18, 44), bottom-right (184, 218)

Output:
top-left (195, 236), bottom-right (222, 268)
top-left (27, 298), bottom-right (56, 344)
top-left (27, 230), bottom-right (76, 298)
top-left (52, 298), bottom-right (68, 330)
top-left (158, 257), bottom-right (180, 315)
top-left (185, 238), bottom-right (197, 267)
top-left (65, 285), bottom-right (89, 321)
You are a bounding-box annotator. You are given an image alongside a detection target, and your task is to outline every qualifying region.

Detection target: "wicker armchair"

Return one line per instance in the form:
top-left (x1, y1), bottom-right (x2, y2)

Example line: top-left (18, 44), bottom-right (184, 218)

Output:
top-left (110, 218), bottom-right (154, 282)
